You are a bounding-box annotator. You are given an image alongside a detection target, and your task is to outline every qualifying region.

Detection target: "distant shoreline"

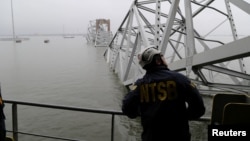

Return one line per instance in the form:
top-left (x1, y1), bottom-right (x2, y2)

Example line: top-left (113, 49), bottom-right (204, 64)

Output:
top-left (0, 34), bottom-right (86, 41)
top-left (0, 34), bottom-right (86, 37)
top-left (0, 37), bottom-right (29, 41)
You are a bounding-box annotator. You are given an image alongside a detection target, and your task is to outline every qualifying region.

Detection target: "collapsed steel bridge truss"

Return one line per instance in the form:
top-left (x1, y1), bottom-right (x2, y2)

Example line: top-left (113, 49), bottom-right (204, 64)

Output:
top-left (86, 19), bottom-right (113, 47)
top-left (104, 0), bottom-right (250, 95)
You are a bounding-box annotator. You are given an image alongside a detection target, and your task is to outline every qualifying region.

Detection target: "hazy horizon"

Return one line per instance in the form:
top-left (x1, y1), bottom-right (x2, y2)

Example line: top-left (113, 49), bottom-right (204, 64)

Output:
top-left (0, 0), bottom-right (134, 36)
top-left (0, 0), bottom-right (249, 37)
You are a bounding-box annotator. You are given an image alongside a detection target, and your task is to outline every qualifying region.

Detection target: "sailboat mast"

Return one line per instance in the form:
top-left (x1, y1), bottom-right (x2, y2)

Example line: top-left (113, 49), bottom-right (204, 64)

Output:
top-left (11, 0), bottom-right (16, 40)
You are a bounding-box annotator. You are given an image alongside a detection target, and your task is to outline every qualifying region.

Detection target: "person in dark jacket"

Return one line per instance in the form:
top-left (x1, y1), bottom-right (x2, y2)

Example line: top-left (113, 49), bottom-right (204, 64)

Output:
top-left (0, 86), bottom-right (6, 141)
top-left (122, 46), bottom-right (205, 141)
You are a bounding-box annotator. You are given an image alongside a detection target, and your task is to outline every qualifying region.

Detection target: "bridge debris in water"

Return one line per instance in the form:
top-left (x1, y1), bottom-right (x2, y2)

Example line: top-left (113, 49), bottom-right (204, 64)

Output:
top-left (104, 0), bottom-right (250, 95)
top-left (86, 19), bottom-right (113, 47)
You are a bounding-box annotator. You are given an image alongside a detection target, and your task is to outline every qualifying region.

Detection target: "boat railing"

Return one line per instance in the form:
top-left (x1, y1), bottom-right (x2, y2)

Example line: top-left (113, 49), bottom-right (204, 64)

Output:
top-left (4, 100), bottom-right (210, 141)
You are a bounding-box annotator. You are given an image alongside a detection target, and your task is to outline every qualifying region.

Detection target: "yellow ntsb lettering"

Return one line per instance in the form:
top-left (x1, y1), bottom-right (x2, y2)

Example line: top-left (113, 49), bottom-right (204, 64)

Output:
top-left (157, 82), bottom-right (167, 101)
top-left (149, 83), bottom-right (156, 102)
top-left (140, 80), bottom-right (178, 103)
top-left (167, 81), bottom-right (178, 100)
top-left (140, 84), bottom-right (149, 102)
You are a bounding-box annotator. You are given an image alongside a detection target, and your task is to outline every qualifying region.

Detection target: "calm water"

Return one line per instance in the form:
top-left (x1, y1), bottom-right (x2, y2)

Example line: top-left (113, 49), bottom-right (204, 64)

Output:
top-left (0, 36), bottom-right (138, 141)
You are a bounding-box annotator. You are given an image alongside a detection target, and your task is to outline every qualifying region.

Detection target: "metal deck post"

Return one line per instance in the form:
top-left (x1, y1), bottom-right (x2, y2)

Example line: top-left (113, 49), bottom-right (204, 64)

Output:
top-left (12, 103), bottom-right (18, 141)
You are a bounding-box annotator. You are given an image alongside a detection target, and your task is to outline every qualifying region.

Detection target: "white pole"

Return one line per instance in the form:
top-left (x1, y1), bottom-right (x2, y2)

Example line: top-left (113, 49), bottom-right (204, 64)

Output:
top-left (11, 0), bottom-right (16, 40)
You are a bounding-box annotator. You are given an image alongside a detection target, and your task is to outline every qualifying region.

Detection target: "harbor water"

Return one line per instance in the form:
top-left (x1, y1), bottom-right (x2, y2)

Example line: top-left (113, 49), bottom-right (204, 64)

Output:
top-left (0, 36), bottom-right (140, 141)
top-left (0, 36), bottom-right (209, 141)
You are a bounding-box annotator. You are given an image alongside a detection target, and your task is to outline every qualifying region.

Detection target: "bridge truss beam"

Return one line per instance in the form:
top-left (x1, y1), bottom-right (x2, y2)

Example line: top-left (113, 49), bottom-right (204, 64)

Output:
top-left (86, 19), bottom-right (113, 47)
top-left (104, 0), bottom-right (250, 95)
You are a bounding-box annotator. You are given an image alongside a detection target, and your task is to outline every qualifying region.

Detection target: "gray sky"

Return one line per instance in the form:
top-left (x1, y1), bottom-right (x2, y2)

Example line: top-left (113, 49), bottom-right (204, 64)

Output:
top-left (0, 0), bottom-right (134, 35)
top-left (0, 0), bottom-right (249, 36)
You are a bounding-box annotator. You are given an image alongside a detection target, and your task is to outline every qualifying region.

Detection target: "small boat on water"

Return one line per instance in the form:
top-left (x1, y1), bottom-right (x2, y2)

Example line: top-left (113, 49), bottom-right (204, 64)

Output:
top-left (15, 39), bottom-right (22, 43)
top-left (44, 39), bottom-right (50, 43)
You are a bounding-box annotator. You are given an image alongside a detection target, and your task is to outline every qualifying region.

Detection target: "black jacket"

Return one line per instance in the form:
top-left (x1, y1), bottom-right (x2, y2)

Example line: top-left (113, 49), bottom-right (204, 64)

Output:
top-left (0, 93), bottom-right (5, 120)
top-left (122, 66), bottom-right (205, 141)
